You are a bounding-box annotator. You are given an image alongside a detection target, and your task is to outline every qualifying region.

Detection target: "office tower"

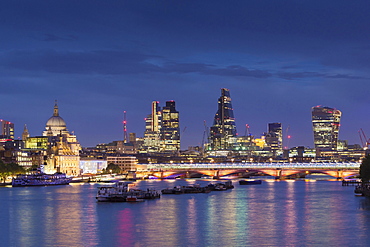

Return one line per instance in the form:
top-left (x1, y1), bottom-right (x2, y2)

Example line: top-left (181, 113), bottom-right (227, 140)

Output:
top-left (0, 119), bottom-right (14, 140)
top-left (265, 123), bottom-right (283, 156)
top-left (312, 106), bottom-right (341, 150)
top-left (143, 101), bottom-right (162, 152)
top-left (161, 101), bottom-right (180, 152)
top-left (142, 100), bottom-right (181, 153)
top-left (209, 88), bottom-right (237, 150)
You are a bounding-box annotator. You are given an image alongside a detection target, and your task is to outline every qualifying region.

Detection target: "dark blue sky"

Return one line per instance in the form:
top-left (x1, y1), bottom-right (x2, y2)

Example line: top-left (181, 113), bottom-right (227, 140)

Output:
top-left (1, 0), bottom-right (370, 148)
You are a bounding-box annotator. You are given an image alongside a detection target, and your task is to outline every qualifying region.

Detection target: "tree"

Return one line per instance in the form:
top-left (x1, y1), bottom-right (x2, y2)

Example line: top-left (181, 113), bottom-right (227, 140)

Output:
top-left (0, 161), bottom-right (25, 183)
top-left (0, 160), bottom-right (6, 183)
top-left (359, 155), bottom-right (370, 182)
top-left (103, 163), bottom-right (121, 174)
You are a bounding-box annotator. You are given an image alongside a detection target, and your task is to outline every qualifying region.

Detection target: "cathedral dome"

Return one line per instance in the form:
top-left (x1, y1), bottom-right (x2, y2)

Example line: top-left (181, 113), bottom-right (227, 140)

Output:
top-left (46, 115), bottom-right (66, 128)
top-left (43, 101), bottom-right (68, 136)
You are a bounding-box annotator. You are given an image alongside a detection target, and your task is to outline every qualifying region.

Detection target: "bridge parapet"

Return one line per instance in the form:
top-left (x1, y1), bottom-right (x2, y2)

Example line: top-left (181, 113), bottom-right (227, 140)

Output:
top-left (145, 162), bottom-right (360, 170)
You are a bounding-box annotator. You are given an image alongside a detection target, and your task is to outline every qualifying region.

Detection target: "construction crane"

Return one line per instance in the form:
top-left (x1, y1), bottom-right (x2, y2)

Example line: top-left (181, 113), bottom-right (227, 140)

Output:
top-left (359, 128), bottom-right (370, 149)
top-left (201, 120), bottom-right (209, 150)
top-left (244, 124), bottom-right (251, 136)
top-left (123, 111), bottom-right (128, 143)
top-left (285, 125), bottom-right (291, 149)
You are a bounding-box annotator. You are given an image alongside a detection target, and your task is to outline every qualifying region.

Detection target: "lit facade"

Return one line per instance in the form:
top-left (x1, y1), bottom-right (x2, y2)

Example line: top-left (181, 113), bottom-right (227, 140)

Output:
top-left (312, 106), bottom-right (341, 151)
top-left (0, 119), bottom-right (14, 140)
top-left (40, 102), bottom-right (81, 175)
top-left (107, 156), bottom-right (137, 172)
top-left (80, 159), bottom-right (108, 174)
top-left (160, 101), bottom-right (180, 152)
top-left (208, 88), bottom-right (237, 150)
top-left (142, 101), bottom-right (162, 152)
top-left (142, 101), bottom-right (180, 153)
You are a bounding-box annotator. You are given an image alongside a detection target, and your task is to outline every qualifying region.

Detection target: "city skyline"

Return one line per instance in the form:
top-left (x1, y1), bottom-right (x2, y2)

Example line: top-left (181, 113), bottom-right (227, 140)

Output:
top-left (0, 96), bottom-right (361, 150)
top-left (1, 1), bottom-right (370, 148)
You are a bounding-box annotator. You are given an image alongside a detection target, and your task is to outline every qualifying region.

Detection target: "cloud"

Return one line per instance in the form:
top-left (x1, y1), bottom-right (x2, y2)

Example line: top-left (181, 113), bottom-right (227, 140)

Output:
top-left (0, 50), bottom-right (273, 78)
top-left (204, 65), bottom-right (272, 78)
top-left (41, 33), bottom-right (78, 42)
top-left (0, 49), bottom-right (366, 81)
top-left (0, 50), bottom-right (162, 75)
top-left (277, 71), bottom-right (366, 80)
top-left (325, 74), bottom-right (365, 80)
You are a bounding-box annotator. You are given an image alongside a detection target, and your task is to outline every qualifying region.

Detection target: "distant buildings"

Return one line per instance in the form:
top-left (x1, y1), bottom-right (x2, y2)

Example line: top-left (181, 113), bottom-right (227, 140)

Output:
top-left (208, 88), bottom-right (237, 151)
top-left (1, 91), bottom-right (367, 169)
top-left (312, 106), bottom-right (341, 151)
top-left (265, 123), bottom-right (283, 156)
top-left (0, 119), bottom-right (14, 140)
top-left (141, 100), bottom-right (180, 153)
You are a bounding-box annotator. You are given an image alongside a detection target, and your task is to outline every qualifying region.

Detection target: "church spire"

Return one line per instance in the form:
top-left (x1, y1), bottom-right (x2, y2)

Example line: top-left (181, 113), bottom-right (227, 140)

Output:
top-left (53, 100), bottom-right (59, 116)
top-left (22, 124), bottom-right (29, 141)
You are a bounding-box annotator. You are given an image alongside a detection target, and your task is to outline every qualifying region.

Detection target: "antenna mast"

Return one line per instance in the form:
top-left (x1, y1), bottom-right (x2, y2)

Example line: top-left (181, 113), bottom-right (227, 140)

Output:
top-left (123, 111), bottom-right (128, 143)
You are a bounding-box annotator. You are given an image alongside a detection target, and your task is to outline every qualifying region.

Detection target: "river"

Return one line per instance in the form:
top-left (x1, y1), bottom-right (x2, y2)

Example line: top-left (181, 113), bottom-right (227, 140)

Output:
top-left (1, 179), bottom-right (370, 247)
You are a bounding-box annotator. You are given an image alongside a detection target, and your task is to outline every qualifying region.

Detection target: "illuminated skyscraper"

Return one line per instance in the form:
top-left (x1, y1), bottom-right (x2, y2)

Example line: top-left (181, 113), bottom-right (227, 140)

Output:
top-left (161, 101), bottom-right (180, 152)
top-left (143, 101), bottom-right (162, 153)
top-left (312, 106), bottom-right (341, 150)
top-left (0, 119), bottom-right (14, 140)
top-left (209, 88), bottom-right (237, 150)
top-left (142, 101), bottom-right (180, 153)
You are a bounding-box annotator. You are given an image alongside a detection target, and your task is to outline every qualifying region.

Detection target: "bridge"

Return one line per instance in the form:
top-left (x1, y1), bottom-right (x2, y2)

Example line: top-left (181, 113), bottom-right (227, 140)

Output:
top-left (139, 162), bottom-right (360, 179)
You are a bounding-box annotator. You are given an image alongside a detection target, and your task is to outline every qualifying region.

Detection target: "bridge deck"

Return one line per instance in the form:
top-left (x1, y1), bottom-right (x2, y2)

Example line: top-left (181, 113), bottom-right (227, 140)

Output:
top-left (145, 162), bottom-right (360, 170)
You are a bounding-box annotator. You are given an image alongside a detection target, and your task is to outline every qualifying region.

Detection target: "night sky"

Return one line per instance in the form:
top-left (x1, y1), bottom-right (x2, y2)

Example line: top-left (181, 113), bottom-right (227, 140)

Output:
top-left (1, 1), bottom-right (370, 149)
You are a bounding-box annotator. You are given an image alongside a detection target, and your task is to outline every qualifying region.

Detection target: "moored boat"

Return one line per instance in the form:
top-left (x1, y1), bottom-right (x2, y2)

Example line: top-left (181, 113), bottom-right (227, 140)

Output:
top-left (239, 180), bottom-right (262, 185)
top-left (161, 184), bottom-right (212, 194)
top-left (207, 180), bottom-right (235, 191)
top-left (96, 181), bottom-right (160, 202)
top-left (12, 172), bottom-right (72, 187)
top-left (126, 195), bottom-right (144, 202)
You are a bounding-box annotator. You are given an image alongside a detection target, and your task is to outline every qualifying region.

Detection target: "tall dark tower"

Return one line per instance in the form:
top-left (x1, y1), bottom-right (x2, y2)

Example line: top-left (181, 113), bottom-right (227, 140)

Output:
top-left (209, 88), bottom-right (237, 150)
top-left (312, 106), bottom-right (341, 151)
top-left (265, 122), bottom-right (283, 156)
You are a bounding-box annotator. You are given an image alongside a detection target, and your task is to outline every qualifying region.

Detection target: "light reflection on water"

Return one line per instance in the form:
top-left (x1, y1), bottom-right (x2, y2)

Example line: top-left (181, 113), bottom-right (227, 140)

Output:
top-left (1, 180), bottom-right (370, 246)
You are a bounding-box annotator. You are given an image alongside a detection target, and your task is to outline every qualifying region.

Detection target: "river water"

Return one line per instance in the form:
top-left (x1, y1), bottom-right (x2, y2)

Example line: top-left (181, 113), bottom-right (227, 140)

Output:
top-left (1, 179), bottom-right (370, 247)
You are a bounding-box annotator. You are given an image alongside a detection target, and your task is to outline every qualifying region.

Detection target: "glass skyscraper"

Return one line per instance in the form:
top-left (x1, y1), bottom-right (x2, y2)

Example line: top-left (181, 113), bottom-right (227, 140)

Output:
top-left (209, 88), bottom-right (237, 150)
top-left (312, 106), bottom-right (341, 151)
top-left (142, 101), bottom-right (180, 153)
top-left (161, 101), bottom-right (180, 152)
top-left (143, 101), bottom-right (162, 153)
